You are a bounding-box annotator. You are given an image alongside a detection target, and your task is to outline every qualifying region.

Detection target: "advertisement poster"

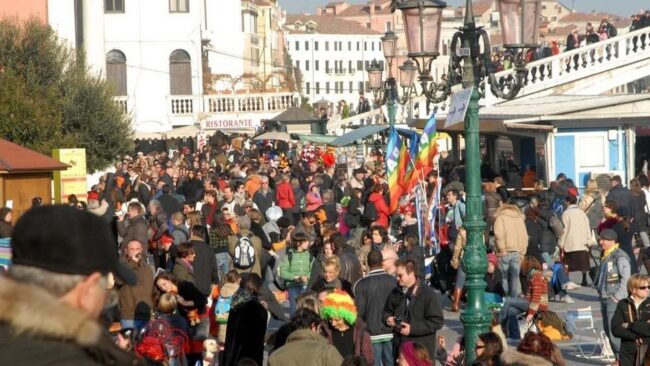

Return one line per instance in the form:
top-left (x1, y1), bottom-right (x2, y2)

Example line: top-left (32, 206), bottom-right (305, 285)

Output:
top-left (53, 148), bottom-right (87, 204)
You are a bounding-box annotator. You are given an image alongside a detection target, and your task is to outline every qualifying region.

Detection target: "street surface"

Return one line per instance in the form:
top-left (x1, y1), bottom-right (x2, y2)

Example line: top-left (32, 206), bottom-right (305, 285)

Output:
top-left (266, 271), bottom-right (619, 365)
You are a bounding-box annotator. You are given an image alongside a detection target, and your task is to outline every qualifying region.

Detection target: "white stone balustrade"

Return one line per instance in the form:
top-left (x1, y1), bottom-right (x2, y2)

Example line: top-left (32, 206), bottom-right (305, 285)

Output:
top-left (203, 92), bottom-right (297, 114)
top-left (113, 96), bottom-right (129, 114)
top-left (486, 27), bottom-right (650, 104)
top-left (327, 108), bottom-right (383, 134)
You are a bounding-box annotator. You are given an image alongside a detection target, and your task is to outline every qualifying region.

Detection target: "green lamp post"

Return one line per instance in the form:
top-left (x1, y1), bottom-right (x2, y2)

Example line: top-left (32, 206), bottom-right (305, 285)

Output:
top-left (392, 0), bottom-right (542, 362)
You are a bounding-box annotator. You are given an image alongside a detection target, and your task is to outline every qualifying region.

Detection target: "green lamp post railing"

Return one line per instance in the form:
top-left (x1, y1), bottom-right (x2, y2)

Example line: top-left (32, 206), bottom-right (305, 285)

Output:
top-left (388, 0), bottom-right (542, 362)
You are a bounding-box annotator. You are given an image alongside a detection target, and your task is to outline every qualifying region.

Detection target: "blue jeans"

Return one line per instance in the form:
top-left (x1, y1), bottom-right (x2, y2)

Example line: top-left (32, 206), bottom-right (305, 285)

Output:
top-left (287, 285), bottom-right (306, 316)
top-left (600, 297), bottom-right (620, 356)
top-left (498, 297), bottom-right (529, 339)
top-left (372, 340), bottom-right (394, 366)
top-left (551, 264), bottom-right (569, 298)
top-left (120, 319), bottom-right (147, 334)
top-left (215, 252), bottom-right (231, 281)
top-left (499, 252), bottom-right (522, 297)
top-left (455, 265), bottom-right (466, 290)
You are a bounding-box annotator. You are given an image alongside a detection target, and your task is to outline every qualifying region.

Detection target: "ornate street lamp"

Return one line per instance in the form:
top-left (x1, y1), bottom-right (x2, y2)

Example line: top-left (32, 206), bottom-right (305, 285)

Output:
top-left (392, 0), bottom-right (542, 362)
top-left (365, 31), bottom-right (415, 127)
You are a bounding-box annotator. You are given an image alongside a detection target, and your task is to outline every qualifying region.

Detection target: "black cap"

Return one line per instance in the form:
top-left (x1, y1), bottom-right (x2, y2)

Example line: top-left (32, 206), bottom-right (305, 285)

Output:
top-left (11, 205), bottom-right (136, 285)
top-left (600, 229), bottom-right (617, 242)
top-left (353, 168), bottom-right (367, 175)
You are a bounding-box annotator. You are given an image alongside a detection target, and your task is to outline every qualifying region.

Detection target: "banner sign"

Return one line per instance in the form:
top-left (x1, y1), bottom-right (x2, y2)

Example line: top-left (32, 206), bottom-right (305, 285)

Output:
top-left (201, 118), bottom-right (260, 130)
top-left (52, 148), bottom-right (87, 204)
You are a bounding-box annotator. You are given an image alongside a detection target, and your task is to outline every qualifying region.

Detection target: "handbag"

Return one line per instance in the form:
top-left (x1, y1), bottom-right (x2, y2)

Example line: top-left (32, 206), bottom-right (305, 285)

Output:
top-left (587, 249), bottom-right (600, 283)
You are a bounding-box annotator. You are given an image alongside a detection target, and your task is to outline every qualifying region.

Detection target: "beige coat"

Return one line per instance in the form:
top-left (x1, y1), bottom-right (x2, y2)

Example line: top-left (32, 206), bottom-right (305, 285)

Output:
top-left (493, 204), bottom-right (528, 255)
top-left (559, 205), bottom-right (591, 253)
top-left (451, 227), bottom-right (467, 269)
top-left (268, 329), bottom-right (343, 366)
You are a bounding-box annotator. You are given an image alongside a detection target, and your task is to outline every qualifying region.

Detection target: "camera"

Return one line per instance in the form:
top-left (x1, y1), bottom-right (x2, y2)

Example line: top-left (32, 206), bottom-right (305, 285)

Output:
top-left (393, 317), bottom-right (404, 332)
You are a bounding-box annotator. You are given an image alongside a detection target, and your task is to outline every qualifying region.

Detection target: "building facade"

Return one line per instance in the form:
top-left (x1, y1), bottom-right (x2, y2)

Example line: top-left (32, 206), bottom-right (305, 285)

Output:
top-left (285, 15), bottom-right (384, 111)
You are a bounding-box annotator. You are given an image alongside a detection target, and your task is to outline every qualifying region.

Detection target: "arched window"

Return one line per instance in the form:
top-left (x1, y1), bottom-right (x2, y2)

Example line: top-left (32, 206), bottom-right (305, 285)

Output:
top-left (106, 50), bottom-right (127, 96)
top-left (169, 49), bottom-right (192, 95)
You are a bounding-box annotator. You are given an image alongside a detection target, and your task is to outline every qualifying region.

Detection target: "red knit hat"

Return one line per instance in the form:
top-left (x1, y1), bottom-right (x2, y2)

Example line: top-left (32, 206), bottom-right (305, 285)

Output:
top-left (87, 191), bottom-right (99, 201)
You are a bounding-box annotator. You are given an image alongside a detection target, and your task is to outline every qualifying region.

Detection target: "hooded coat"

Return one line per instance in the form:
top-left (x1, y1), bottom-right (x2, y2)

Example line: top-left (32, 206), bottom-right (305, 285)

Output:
top-left (0, 276), bottom-right (151, 366)
top-left (268, 329), bottom-right (343, 366)
top-left (493, 204), bottom-right (528, 255)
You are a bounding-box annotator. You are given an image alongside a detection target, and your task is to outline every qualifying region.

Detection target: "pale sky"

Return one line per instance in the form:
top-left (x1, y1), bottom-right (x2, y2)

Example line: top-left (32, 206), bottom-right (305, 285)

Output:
top-left (279, 0), bottom-right (646, 17)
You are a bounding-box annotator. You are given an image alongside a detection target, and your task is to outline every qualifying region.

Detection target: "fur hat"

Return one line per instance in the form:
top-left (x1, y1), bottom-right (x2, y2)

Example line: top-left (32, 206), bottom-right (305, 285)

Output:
top-left (321, 290), bottom-right (357, 325)
top-left (499, 350), bottom-right (552, 366)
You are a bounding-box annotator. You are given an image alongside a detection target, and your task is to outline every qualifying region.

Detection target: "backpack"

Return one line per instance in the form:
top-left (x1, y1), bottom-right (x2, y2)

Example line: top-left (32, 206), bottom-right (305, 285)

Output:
top-left (233, 234), bottom-right (256, 269)
top-left (363, 201), bottom-right (378, 224)
top-left (551, 197), bottom-right (565, 216)
top-left (549, 214), bottom-right (565, 238)
top-left (171, 223), bottom-right (189, 242)
top-left (214, 295), bottom-right (233, 324)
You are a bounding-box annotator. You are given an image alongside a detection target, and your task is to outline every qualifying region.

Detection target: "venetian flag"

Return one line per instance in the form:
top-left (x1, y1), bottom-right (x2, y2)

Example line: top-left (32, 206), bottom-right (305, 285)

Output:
top-left (385, 127), bottom-right (403, 213)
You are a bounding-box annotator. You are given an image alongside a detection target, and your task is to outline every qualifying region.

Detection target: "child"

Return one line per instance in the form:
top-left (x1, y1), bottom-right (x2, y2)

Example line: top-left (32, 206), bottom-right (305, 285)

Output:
top-left (215, 270), bottom-right (241, 347)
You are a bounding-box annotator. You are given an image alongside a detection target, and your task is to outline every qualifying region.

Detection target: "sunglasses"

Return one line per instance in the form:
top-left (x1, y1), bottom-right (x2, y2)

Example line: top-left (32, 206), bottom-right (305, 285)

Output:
top-left (639, 286), bottom-right (650, 290)
top-left (475, 345), bottom-right (485, 350)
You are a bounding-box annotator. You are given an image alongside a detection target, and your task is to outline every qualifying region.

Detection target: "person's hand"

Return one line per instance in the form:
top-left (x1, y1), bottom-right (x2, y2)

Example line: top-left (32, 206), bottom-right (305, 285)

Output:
top-left (300, 275), bottom-right (308, 283)
top-left (176, 295), bottom-right (191, 307)
top-left (386, 317), bottom-right (396, 327)
top-left (400, 322), bottom-right (411, 336)
top-left (611, 296), bottom-right (619, 303)
top-left (116, 333), bottom-right (131, 350)
top-left (437, 336), bottom-right (446, 349)
top-left (526, 314), bottom-right (534, 323)
top-left (498, 251), bottom-right (507, 257)
top-left (260, 300), bottom-right (268, 310)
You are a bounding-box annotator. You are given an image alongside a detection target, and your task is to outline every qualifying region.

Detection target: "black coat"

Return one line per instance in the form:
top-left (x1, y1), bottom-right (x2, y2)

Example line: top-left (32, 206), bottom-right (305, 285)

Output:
top-left (188, 239), bottom-right (219, 296)
top-left (223, 298), bottom-right (268, 366)
top-left (353, 269), bottom-right (396, 336)
top-left (158, 193), bottom-right (182, 218)
top-left (606, 185), bottom-right (633, 214)
top-left (525, 218), bottom-right (544, 264)
top-left (252, 189), bottom-right (275, 218)
top-left (383, 282), bottom-right (444, 359)
top-left (611, 297), bottom-right (650, 366)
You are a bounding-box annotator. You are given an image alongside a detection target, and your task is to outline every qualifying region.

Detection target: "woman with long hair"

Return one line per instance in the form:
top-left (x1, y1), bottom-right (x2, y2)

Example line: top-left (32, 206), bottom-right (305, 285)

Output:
top-left (474, 332), bottom-right (504, 366)
top-left (611, 273), bottom-right (650, 366)
top-left (498, 256), bottom-right (548, 340)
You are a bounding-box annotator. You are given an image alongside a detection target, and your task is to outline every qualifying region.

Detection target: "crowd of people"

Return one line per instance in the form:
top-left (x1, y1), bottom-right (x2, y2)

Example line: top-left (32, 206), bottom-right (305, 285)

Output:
top-left (2, 132), bottom-right (650, 366)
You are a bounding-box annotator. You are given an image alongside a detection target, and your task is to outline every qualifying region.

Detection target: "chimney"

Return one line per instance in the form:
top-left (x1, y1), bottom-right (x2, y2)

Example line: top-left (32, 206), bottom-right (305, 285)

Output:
top-left (369, 1), bottom-right (375, 16)
top-left (316, 8), bottom-right (322, 16)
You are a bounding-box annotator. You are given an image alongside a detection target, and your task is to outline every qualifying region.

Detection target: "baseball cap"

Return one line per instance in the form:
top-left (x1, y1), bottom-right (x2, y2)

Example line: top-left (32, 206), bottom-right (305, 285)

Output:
top-left (11, 205), bottom-right (136, 285)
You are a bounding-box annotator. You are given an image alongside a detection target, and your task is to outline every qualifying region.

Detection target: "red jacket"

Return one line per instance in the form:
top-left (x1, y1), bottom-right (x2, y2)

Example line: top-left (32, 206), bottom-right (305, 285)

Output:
top-left (368, 192), bottom-right (390, 228)
top-left (275, 181), bottom-right (295, 209)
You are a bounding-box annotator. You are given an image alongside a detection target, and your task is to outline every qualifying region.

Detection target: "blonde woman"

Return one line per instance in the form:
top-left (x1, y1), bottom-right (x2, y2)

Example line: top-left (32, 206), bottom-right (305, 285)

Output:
top-left (611, 274), bottom-right (650, 366)
top-left (578, 179), bottom-right (605, 232)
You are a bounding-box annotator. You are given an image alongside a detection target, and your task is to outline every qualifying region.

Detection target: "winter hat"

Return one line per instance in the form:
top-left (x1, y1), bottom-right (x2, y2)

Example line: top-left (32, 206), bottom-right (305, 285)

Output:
top-left (87, 191), bottom-right (99, 201)
top-left (400, 341), bottom-right (433, 366)
top-left (487, 253), bottom-right (499, 267)
top-left (600, 228), bottom-right (617, 242)
top-left (321, 290), bottom-right (357, 325)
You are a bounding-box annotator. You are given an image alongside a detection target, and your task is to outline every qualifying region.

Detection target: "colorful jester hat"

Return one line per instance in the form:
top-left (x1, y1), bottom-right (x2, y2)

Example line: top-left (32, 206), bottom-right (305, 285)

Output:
top-left (321, 289), bottom-right (357, 325)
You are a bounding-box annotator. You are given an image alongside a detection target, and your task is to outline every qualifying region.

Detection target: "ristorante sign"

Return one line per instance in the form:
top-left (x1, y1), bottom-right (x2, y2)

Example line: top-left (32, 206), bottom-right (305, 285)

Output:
top-left (201, 118), bottom-right (261, 130)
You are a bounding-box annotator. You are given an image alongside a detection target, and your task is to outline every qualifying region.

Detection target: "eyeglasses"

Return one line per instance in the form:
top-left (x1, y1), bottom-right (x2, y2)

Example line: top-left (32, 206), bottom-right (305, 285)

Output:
top-left (475, 344), bottom-right (485, 350)
top-left (639, 286), bottom-right (650, 290)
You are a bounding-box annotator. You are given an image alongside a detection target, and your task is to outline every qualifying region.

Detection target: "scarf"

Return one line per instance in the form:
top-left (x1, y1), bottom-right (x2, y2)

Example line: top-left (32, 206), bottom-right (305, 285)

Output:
top-left (602, 244), bottom-right (620, 260)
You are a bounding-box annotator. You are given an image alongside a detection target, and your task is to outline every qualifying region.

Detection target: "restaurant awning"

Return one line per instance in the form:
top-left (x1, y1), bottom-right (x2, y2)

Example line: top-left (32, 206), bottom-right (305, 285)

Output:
top-left (331, 124), bottom-right (389, 146)
top-left (295, 134), bottom-right (338, 144)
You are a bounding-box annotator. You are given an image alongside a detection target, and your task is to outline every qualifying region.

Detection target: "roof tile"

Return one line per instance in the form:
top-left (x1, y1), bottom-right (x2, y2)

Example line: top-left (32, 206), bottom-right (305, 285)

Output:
top-left (285, 14), bottom-right (383, 35)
